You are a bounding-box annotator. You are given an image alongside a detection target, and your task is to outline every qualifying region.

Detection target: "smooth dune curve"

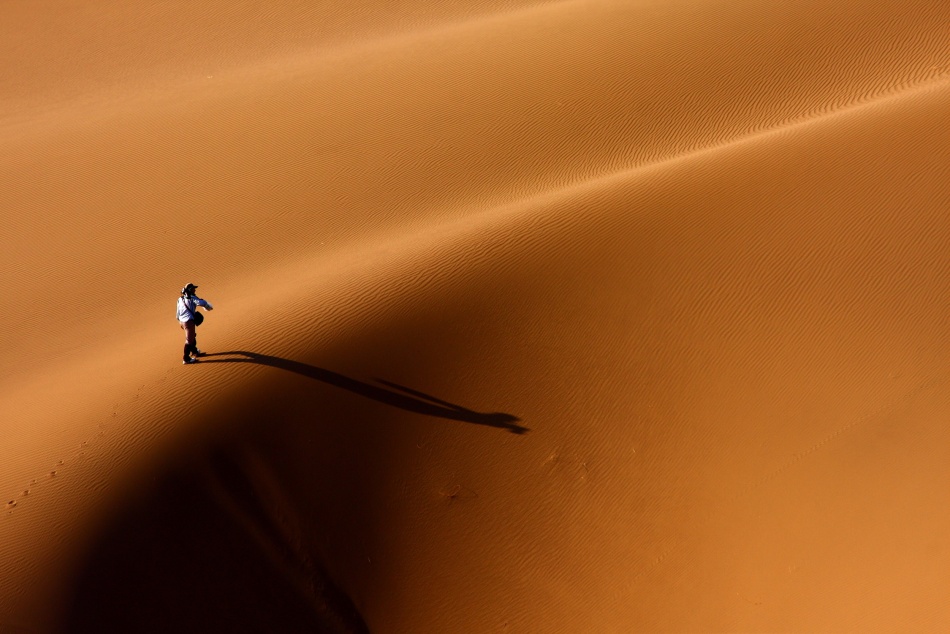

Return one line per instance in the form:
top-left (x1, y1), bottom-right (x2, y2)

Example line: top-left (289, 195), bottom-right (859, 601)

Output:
top-left (2, 1), bottom-right (950, 632)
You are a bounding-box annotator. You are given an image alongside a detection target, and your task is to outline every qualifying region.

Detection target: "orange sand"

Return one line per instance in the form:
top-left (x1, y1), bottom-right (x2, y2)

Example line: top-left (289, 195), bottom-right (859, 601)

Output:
top-left (2, 1), bottom-right (950, 632)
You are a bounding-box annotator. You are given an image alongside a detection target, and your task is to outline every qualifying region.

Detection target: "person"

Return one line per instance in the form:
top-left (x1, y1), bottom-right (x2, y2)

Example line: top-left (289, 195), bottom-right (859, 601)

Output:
top-left (177, 283), bottom-right (214, 364)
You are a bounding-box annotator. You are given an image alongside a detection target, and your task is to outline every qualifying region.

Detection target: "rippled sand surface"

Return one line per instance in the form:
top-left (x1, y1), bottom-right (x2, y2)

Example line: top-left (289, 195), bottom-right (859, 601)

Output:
top-left (2, 1), bottom-right (949, 631)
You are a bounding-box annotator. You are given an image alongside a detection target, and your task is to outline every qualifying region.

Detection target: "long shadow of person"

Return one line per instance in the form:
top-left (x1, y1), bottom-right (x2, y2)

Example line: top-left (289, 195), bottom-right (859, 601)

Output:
top-left (200, 351), bottom-right (528, 434)
top-left (59, 352), bottom-right (524, 633)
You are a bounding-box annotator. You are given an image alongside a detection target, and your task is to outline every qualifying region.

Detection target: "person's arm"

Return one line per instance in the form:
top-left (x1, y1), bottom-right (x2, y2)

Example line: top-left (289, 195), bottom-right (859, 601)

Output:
top-left (197, 298), bottom-right (214, 310)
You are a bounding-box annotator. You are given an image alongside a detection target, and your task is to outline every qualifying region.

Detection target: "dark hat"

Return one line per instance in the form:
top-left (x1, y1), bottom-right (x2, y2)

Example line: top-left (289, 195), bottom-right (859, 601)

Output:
top-left (181, 283), bottom-right (199, 294)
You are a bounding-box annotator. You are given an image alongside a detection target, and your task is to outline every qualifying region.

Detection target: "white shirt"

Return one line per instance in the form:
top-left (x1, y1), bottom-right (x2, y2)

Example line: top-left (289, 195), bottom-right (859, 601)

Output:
top-left (177, 295), bottom-right (211, 323)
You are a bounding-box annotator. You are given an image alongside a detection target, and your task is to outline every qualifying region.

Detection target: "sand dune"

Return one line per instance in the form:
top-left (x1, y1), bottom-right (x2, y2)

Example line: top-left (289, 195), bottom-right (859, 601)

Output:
top-left (2, 1), bottom-right (950, 632)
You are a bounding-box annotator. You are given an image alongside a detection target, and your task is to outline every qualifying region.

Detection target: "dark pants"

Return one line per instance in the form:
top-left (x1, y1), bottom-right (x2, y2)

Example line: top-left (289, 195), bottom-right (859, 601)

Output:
top-left (181, 320), bottom-right (198, 359)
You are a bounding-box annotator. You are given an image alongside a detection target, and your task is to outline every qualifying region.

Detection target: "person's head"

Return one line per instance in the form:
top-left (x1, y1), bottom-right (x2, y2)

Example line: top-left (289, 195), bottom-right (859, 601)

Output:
top-left (181, 283), bottom-right (198, 296)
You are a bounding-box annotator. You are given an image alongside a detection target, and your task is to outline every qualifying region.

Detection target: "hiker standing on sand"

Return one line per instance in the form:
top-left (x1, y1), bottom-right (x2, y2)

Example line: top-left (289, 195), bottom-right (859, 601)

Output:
top-left (177, 283), bottom-right (213, 364)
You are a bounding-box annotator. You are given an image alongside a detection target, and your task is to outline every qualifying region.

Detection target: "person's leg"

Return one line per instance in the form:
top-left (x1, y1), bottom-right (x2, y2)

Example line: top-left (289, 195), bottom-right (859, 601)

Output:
top-left (183, 321), bottom-right (198, 360)
top-left (190, 319), bottom-right (206, 356)
top-left (181, 323), bottom-right (189, 361)
top-left (193, 335), bottom-right (205, 357)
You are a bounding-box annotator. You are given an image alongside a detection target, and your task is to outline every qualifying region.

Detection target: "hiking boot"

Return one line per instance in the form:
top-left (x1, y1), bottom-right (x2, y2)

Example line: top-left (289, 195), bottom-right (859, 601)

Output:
top-left (183, 357), bottom-right (199, 365)
top-left (194, 350), bottom-right (207, 357)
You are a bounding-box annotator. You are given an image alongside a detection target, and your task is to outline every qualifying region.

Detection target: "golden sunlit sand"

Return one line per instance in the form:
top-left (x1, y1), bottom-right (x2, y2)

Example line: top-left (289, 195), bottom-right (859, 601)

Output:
top-left (2, 1), bottom-right (950, 632)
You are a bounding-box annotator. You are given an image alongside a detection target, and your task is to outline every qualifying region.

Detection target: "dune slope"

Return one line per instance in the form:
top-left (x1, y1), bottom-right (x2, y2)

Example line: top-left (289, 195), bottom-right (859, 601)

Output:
top-left (1, 1), bottom-right (949, 632)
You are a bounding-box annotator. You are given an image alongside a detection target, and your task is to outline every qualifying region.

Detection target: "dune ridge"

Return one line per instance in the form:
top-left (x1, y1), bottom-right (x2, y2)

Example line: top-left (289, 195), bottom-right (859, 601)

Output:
top-left (2, 0), bottom-right (950, 632)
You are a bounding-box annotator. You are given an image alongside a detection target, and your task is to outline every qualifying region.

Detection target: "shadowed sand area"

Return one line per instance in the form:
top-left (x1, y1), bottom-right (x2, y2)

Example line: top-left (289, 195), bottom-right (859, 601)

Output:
top-left (2, 1), bottom-right (950, 632)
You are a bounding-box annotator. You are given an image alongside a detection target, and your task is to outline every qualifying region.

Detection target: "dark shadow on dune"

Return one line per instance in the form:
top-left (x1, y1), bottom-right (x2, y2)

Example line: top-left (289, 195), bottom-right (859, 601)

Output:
top-left (59, 444), bottom-right (369, 634)
top-left (200, 350), bottom-right (528, 434)
top-left (58, 351), bottom-right (523, 632)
